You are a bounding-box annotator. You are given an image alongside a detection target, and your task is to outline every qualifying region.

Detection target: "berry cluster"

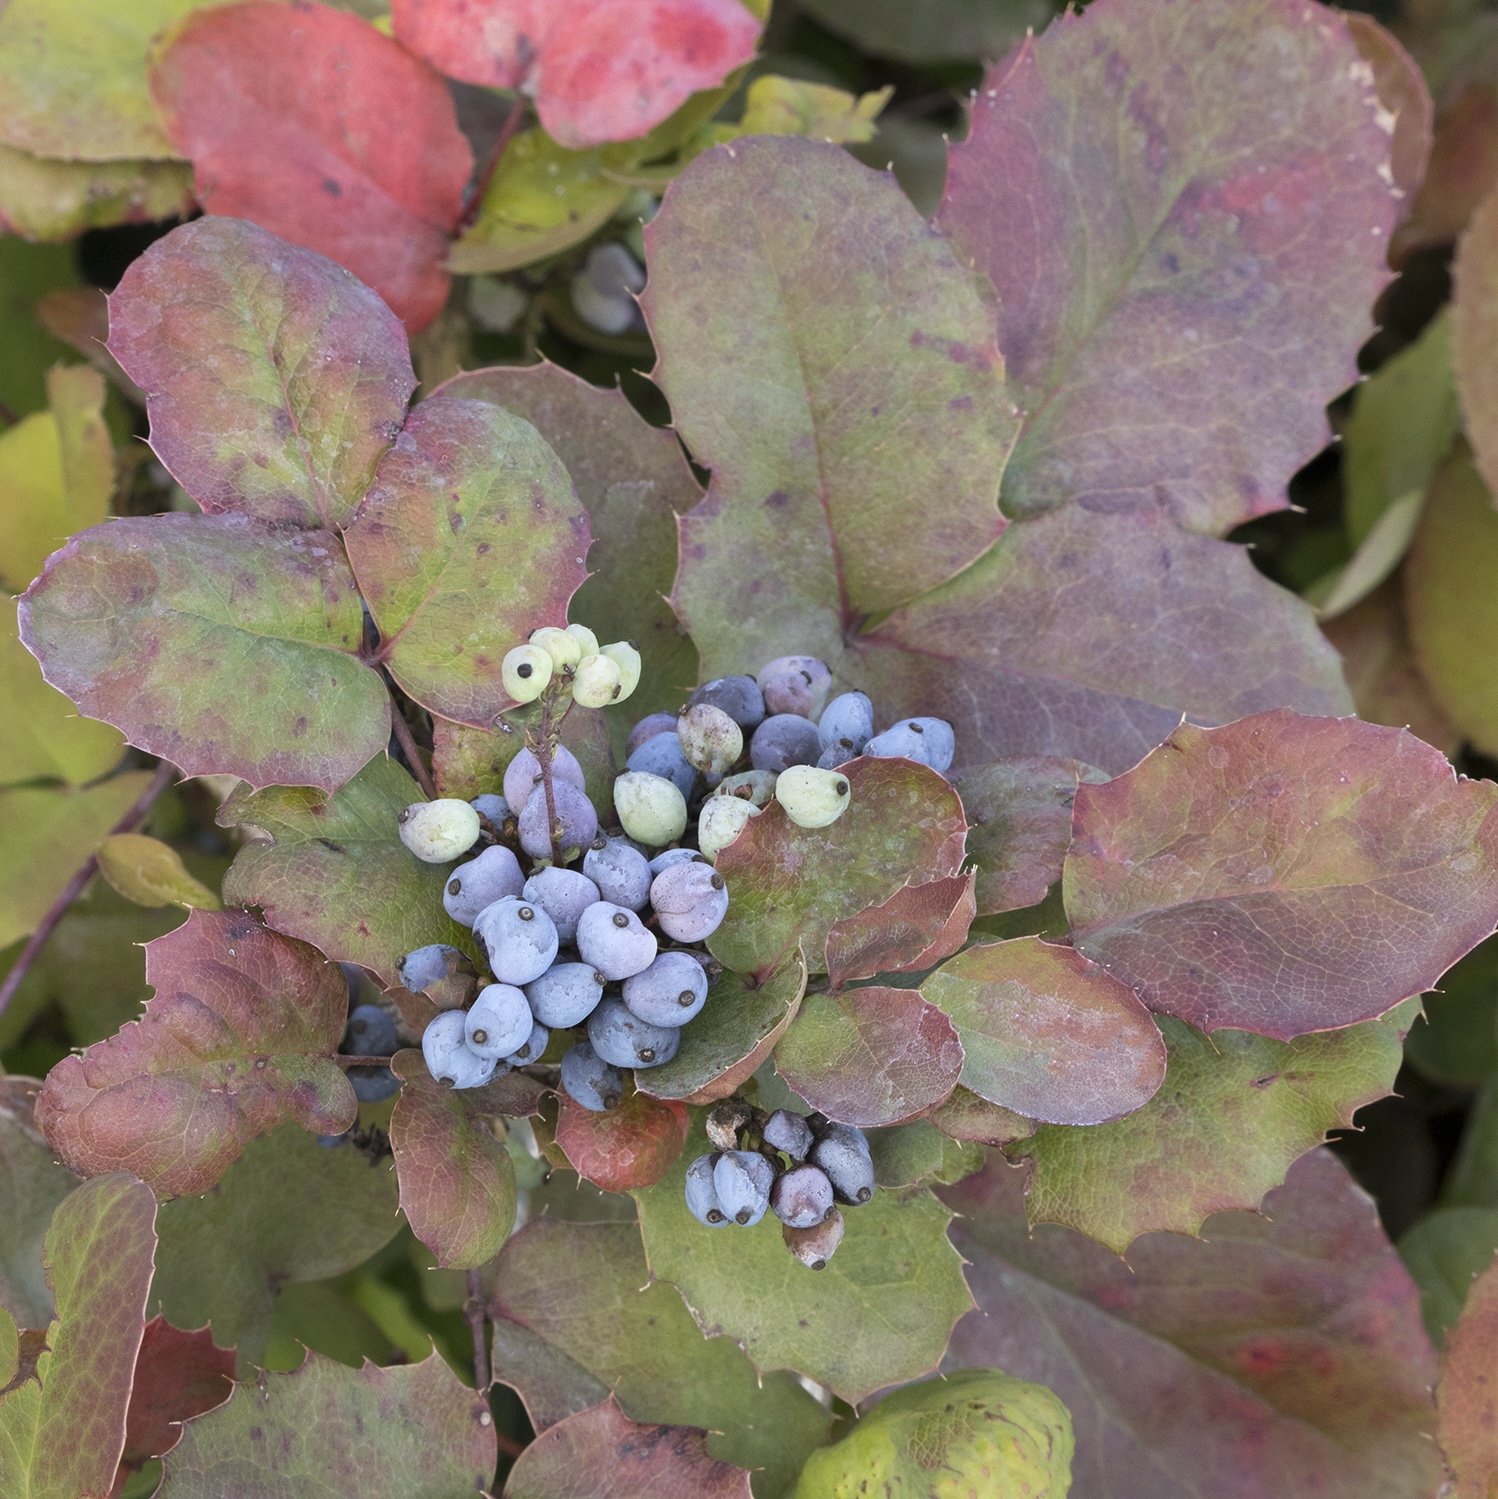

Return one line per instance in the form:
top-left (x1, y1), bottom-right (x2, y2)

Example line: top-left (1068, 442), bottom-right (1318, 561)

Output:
top-left (686, 1102), bottom-right (875, 1270)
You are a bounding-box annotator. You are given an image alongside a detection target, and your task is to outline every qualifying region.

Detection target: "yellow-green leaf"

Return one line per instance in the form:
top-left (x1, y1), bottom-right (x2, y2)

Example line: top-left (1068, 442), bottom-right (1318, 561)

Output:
top-left (739, 76), bottom-right (892, 144)
top-left (96, 832), bottom-right (221, 910)
top-left (0, 143), bottom-right (194, 240)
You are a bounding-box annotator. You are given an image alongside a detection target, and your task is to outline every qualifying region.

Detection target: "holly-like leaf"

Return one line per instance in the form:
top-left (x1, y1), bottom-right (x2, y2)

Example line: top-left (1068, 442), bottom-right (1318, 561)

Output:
top-left (774, 986), bottom-right (964, 1128)
top-left (1438, 1255), bottom-right (1498, 1497)
top-left (635, 954), bottom-right (806, 1105)
top-left (0, 146), bottom-right (194, 242)
top-left (151, 1123), bottom-right (400, 1373)
top-left (921, 939), bottom-right (1166, 1126)
top-left (438, 362), bottom-right (704, 728)
top-left (392, 0), bottom-right (761, 150)
top-left (20, 513), bottom-right (389, 793)
top-left (555, 1089), bottom-right (689, 1193)
top-left (709, 757), bottom-right (966, 980)
top-left (97, 833), bottom-right (222, 910)
top-left (107, 216), bottom-right (416, 529)
top-left (388, 1049), bottom-right (518, 1270)
top-left (1010, 1008), bottom-right (1409, 1252)
top-left (120, 1317), bottom-right (236, 1469)
top-left (0, 1174), bottom-right (157, 1499)
top-left (1454, 183), bottom-right (1498, 503)
top-left (944, 1147), bottom-right (1443, 1499)
top-left (867, 1119), bottom-right (986, 1189)
top-left (0, 1078), bottom-right (78, 1330)
top-left (927, 1085), bottom-right (1035, 1148)
top-left (824, 872), bottom-right (975, 989)
top-left (36, 909), bottom-right (357, 1196)
top-left (634, 1118), bottom-right (972, 1403)
top-left (220, 756), bottom-right (476, 990)
top-left (647, 134), bottom-right (1018, 676)
top-left (1065, 711), bottom-right (1498, 1038)
top-left (151, 2), bottom-right (473, 332)
top-left (938, 0), bottom-right (1398, 536)
top-left (1399, 1206), bottom-right (1498, 1345)
top-left (344, 396), bottom-right (590, 726)
top-left (491, 1220), bottom-right (832, 1491)
top-left (156, 1350), bottom-right (495, 1498)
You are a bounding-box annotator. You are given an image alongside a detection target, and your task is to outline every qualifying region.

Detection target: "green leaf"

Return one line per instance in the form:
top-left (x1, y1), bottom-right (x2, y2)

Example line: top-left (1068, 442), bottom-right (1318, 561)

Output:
top-left (633, 1116), bottom-right (972, 1403)
top-left (1444, 1073), bottom-right (1498, 1209)
top-left (926, 1085), bottom-right (1034, 1148)
top-left (1315, 486), bottom-right (1427, 621)
top-left (709, 757), bottom-right (966, 981)
top-left (867, 1119), bottom-right (986, 1189)
top-left (37, 909), bottom-right (356, 1196)
top-left (921, 939), bottom-right (1166, 1126)
top-left (344, 396), bottom-right (590, 726)
top-left (799, 0), bottom-right (1053, 63)
top-left (0, 1174), bottom-right (158, 1499)
top-left (96, 833), bottom-right (221, 910)
top-left (793, 1368), bottom-right (1074, 1499)
top-left (491, 1219), bottom-right (833, 1493)
top-left (156, 1350), bottom-right (495, 1498)
top-left (737, 76), bottom-right (891, 144)
top-left (0, 145), bottom-right (193, 241)
top-left (1065, 711), bottom-right (1498, 1038)
top-left (647, 135), bottom-right (1018, 674)
top-left (220, 756), bottom-right (477, 990)
top-left (107, 216), bottom-right (417, 529)
top-left (0, 238), bottom-right (79, 421)
top-left (1405, 934), bottom-right (1498, 1087)
top-left (1453, 179), bottom-right (1498, 503)
top-left (388, 1049), bottom-right (517, 1270)
top-left (1010, 1010), bottom-right (1410, 1252)
top-left (0, 1077), bottom-right (78, 1329)
top-left (151, 1123), bottom-right (401, 1373)
top-left (823, 872), bottom-right (974, 990)
top-left (1399, 1207), bottom-right (1498, 1345)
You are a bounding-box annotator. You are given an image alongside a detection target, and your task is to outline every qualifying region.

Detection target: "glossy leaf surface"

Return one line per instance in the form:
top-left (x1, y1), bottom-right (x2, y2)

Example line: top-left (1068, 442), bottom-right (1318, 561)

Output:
top-left (823, 872), bottom-right (974, 990)
top-left (555, 1089), bottom-right (689, 1193)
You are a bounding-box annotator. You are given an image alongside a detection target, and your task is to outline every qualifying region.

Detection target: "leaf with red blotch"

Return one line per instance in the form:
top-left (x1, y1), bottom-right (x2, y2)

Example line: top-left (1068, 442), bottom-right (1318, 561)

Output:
top-left (555, 1089), bottom-right (689, 1193)
top-left (824, 873), bottom-right (974, 990)
top-left (388, 1049), bottom-right (519, 1270)
top-left (505, 1397), bottom-right (753, 1499)
top-left (1439, 1254), bottom-right (1498, 1497)
top-left (391, 0), bottom-right (762, 150)
top-left (151, 1), bottom-right (472, 331)
top-left (937, 0), bottom-right (1398, 536)
top-left (107, 217), bottom-right (415, 530)
top-left (1065, 711), bottom-right (1498, 1039)
top-left (344, 396), bottom-right (591, 726)
top-left (120, 1318), bottom-right (236, 1470)
top-left (774, 986), bottom-right (963, 1128)
top-left (36, 909), bottom-right (356, 1197)
top-left (19, 513), bottom-right (390, 795)
top-left (942, 1148), bottom-right (1443, 1499)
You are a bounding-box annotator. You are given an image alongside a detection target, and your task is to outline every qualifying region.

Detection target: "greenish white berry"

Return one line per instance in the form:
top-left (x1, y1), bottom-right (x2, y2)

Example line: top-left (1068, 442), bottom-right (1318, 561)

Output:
top-left (572, 652), bottom-right (623, 707)
top-left (699, 794), bottom-right (759, 862)
top-left (716, 769), bottom-right (777, 807)
top-left (398, 799), bottom-right (482, 862)
top-left (775, 765), bottom-right (852, 828)
top-left (614, 770), bottom-right (688, 846)
top-left (599, 641), bottom-right (641, 701)
top-left (678, 702), bottom-right (743, 776)
top-left (565, 622), bottom-right (600, 657)
top-left (530, 626), bottom-right (582, 671)
top-left (502, 644), bottom-right (552, 703)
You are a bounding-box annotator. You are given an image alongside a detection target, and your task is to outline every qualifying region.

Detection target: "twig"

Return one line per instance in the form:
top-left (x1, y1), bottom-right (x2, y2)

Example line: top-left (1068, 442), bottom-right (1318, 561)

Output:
top-left (388, 688), bottom-right (438, 801)
top-left (460, 97), bottom-right (527, 233)
top-left (332, 1053), bottom-right (396, 1068)
top-left (466, 1268), bottom-right (491, 1391)
top-left (0, 760), bottom-right (177, 1022)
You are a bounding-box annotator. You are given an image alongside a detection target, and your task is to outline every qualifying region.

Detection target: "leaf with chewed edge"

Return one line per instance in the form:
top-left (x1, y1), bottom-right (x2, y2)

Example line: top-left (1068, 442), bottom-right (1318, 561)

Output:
top-left (36, 909), bottom-right (356, 1197)
top-left (555, 1090), bottom-right (689, 1193)
top-left (824, 872), bottom-right (974, 989)
top-left (107, 216), bottom-right (416, 528)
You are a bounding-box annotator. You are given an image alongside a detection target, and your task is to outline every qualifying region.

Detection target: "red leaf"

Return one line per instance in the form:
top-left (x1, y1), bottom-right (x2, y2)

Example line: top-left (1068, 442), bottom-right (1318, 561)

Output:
top-left (824, 873), bottom-right (975, 990)
top-left (555, 1089), bottom-right (689, 1193)
top-left (1439, 1255), bottom-right (1498, 1496)
top-left (151, 0), bottom-right (472, 330)
top-left (391, 0), bottom-right (761, 149)
top-left (120, 1318), bottom-right (236, 1468)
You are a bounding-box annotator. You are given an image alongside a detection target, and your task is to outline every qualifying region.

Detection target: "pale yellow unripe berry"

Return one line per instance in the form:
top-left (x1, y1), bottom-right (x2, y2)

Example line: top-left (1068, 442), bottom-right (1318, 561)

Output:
top-left (502, 644), bottom-right (552, 703)
top-left (530, 626), bottom-right (582, 671)
top-left (572, 652), bottom-right (623, 708)
top-left (614, 770), bottom-right (688, 846)
top-left (599, 641), bottom-right (641, 702)
top-left (699, 794), bottom-right (759, 862)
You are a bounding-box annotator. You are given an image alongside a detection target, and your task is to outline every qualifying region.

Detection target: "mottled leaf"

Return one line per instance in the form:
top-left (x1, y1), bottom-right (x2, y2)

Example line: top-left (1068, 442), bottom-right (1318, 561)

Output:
top-left (709, 757), bottom-right (966, 980)
top-left (97, 833), bottom-right (222, 910)
top-left (648, 134), bottom-right (1017, 675)
top-left (220, 756), bottom-right (476, 990)
top-left (938, 0), bottom-right (1398, 535)
top-left (1010, 1009), bottom-right (1409, 1252)
top-left (0, 1078), bottom-right (78, 1330)
top-left (392, 0), bottom-right (761, 150)
top-left (0, 1175), bottom-right (157, 1499)
top-left (152, 2), bottom-right (473, 331)
top-left (109, 216), bottom-right (416, 529)
top-left (1439, 1255), bottom-right (1498, 1498)
top-left (555, 1089), bottom-right (689, 1193)
top-left (774, 986), bottom-right (963, 1128)
top-left (1399, 1207), bottom-right (1498, 1345)
top-left (922, 939), bottom-right (1166, 1126)
top-left (491, 1220), bottom-right (832, 1491)
top-left (37, 909), bottom-right (356, 1196)
top-left (156, 1350), bottom-right (494, 1498)
top-left (824, 873), bottom-right (974, 990)
top-left (634, 1118), bottom-right (972, 1403)
top-left (0, 146), bottom-right (194, 241)
top-left (1067, 710), bottom-right (1498, 1038)
top-left (1454, 182), bottom-right (1498, 503)
top-left (927, 1085), bottom-right (1035, 1148)
top-left (345, 396), bottom-right (590, 726)
top-left (121, 1318), bottom-right (236, 1468)
top-left (388, 1048), bottom-right (518, 1270)
top-left (945, 1147), bottom-right (1442, 1499)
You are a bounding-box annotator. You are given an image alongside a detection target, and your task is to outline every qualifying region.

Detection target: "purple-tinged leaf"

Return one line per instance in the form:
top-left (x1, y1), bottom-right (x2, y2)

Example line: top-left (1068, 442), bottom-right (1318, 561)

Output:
top-left (107, 217), bottom-right (416, 529)
top-left (645, 134), bottom-right (1018, 675)
top-left (36, 909), bottom-right (356, 1196)
top-left (928, 1085), bottom-right (1034, 1147)
top-left (1454, 184), bottom-right (1498, 503)
top-left (388, 1048), bottom-right (517, 1270)
top-left (774, 986), bottom-right (964, 1128)
top-left (1439, 1255), bottom-right (1498, 1498)
top-left (120, 1317), bottom-right (236, 1471)
top-left (156, 1350), bottom-right (495, 1498)
top-left (344, 396), bottom-right (591, 727)
top-left (19, 512), bottom-right (388, 794)
top-left (922, 939), bottom-right (1165, 1126)
top-left (938, 0), bottom-right (1398, 535)
top-left (1065, 711), bottom-right (1498, 1038)
top-left (943, 1148), bottom-right (1442, 1499)
top-left (555, 1089), bottom-right (690, 1193)
top-left (710, 757), bottom-right (967, 981)
top-left (506, 1397), bottom-right (753, 1499)
top-left (824, 873), bottom-right (975, 990)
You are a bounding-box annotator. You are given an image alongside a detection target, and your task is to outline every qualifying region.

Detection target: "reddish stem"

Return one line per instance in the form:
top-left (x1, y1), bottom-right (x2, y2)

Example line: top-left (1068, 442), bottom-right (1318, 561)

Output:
top-left (466, 1268), bottom-right (491, 1391)
top-left (460, 97), bottom-right (527, 233)
top-left (535, 690), bottom-right (564, 864)
top-left (388, 689), bottom-right (438, 801)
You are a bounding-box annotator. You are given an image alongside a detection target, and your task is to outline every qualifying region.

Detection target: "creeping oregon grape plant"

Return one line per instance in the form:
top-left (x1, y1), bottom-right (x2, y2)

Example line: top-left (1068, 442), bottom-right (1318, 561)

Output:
top-left (6, 0), bottom-right (1498, 1493)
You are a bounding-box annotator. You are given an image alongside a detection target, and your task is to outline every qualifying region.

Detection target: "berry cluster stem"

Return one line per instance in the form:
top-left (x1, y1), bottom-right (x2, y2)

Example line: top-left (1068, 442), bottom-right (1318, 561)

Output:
top-left (465, 1268), bottom-right (491, 1391)
top-left (531, 680), bottom-right (574, 865)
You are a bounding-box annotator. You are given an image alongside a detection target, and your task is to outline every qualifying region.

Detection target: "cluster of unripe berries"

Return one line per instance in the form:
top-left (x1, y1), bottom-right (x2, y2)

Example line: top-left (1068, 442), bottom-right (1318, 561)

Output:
top-left (500, 623), bottom-right (640, 711)
top-left (686, 1101), bottom-right (875, 1270)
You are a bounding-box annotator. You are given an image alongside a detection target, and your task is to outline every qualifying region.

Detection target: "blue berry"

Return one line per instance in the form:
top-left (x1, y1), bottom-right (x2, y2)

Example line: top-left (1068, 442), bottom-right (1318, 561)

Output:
top-left (649, 862), bottom-right (729, 943)
top-left (810, 1123), bottom-right (875, 1205)
top-left (344, 1003), bottom-right (397, 1057)
top-left (771, 1164), bottom-right (834, 1228)
top-left (398, 943), bottom-right (467, 994)
top-left (763, 1109), bottom-right (814, 1161)
top-left (587, 997), bottom-right (680, 1070)
top-left (583, 838), bottom-right (653, 911)
top-left (625, 730), bottom-right (697, 799)
top-left (749, 714), bottom-right (821, 773)
top-left (502, 745), bottom-right (585, 811)
top-left (465, 983), bottom-right (534, 1059)
top-left (505, 1020), bottom-right (549, 1065)
top-left (560, 1040), bottom-right (623, 1111)
top-left (713, 1151), bottom-right (774, 1226)
top-left (348, 1065), bottom-right (402, 1103)
top-left (522, 865), bottom-right (601, 943)
top-left (518, 780), bottom-right (599, 859)
top-left (622, 950), bottom-right (709, 1026)
top-left (575, 902), bottom-right (658, 981)
top-left (524, 962), bottom-right (606, 1027)
top-left (473, 896), bottom-right (559, 986)
top-left (865, 717), bottom-right (955, 773)
top-left (444, 844), bottom-right (525, 926)
top-left (421, 1008), bottom-right (496, 1089)
top-left (817, 691), bottom-right (873, 757)
top-left (685, 1153), bottom-right (728, 1226)
top-left (689, 675), bottom-right (765, 731)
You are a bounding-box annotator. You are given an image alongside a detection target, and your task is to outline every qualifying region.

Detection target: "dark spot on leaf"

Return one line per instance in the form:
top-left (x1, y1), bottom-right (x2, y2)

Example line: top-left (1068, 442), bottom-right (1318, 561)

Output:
top-left (764, 490), bottom-right (790, 510)
top-left (322, 177), bottom-right (342, 196)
